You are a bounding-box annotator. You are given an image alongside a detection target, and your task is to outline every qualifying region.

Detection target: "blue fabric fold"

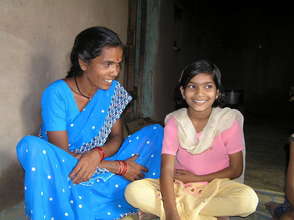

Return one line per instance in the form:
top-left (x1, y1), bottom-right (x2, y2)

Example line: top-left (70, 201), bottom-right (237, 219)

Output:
top-left (16, 80), bottom-right (163, 220)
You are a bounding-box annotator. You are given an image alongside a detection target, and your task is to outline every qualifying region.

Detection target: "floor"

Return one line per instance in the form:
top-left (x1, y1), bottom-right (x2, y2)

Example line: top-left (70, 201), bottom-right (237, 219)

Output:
top-left (244, 113), bottom-right (291, 192)
top-left (1, 113), bottom-right (292, 219)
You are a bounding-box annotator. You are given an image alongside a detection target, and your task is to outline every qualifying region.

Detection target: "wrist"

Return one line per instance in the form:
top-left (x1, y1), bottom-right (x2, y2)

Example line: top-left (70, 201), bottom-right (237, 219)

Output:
top-left (92, 147), bottom-right (105, 162)
top-left (115, 160), bottom-right (128, 176)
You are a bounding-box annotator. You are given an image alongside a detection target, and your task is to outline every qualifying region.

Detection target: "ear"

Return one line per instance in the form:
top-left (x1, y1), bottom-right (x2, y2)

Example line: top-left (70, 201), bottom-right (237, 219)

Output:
top-left (216, 89), bottom-right (220, 99)
top-left (78, 58), bottom-right (88, 71)
top-left (180, 86), bottom-right (185, 99)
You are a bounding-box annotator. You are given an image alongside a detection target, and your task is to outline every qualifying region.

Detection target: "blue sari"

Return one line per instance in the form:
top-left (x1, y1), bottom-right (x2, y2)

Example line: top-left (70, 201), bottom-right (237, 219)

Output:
top-left (16, 80), bottom-right (163, 220)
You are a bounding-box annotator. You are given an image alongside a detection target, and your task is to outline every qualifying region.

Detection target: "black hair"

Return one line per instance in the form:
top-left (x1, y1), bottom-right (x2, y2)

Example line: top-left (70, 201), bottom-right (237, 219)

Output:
top-left (66, 26), bottom-right (124, 78)
top-left (174, 59), bottom-right (224, 109)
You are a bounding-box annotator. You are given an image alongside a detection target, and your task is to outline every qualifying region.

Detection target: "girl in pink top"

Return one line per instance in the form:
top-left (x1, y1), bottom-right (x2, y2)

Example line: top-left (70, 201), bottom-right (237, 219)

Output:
top-left (125, 60), bottom-right (258, 220)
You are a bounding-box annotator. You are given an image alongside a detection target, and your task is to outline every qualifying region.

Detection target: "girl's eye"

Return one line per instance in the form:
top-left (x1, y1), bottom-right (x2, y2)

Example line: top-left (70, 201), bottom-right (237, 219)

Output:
top-left (186, 84), bottom-right (196, 89)
top-left (205, 84), bottom-right (214, 89)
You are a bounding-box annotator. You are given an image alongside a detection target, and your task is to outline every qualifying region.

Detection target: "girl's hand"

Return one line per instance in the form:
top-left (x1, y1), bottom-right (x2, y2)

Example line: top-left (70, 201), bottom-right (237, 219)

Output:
top-left (123, 155), bottom-right (148, 181)
top-left (69, 150), bottom-right (102, 184)
top-left (167, 215), bottom-right (181, 220)
top-left (174, 169), bottom-right (199, 183)
top-left (165, 211), bottom-right (181, 220)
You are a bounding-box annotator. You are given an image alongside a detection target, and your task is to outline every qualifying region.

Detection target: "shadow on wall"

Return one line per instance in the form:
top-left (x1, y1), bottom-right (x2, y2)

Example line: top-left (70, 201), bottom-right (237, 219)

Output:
top-left (1, 52), bottom-right (55, 211)
top-left (0, 162), bottom-right (23, 212)
top-left (20, 54), bottom-right (56, 136)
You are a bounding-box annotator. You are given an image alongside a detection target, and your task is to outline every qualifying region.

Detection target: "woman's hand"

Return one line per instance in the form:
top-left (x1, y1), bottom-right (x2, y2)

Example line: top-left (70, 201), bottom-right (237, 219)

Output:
top-left (123, 154), bottom-right (148, 181)
top-left (69, 150), bottom-right (102, 184)
top-left (69, 152), bottom-right (82, 159)
top-left (174, 169), bottom-right (199, 184)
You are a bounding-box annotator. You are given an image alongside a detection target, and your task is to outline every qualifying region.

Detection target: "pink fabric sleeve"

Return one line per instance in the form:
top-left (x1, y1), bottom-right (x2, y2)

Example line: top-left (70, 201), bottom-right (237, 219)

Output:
top-left (162, 117), bottom-right (179, 155)
top-left (222, 120), bottom-right (245, 154)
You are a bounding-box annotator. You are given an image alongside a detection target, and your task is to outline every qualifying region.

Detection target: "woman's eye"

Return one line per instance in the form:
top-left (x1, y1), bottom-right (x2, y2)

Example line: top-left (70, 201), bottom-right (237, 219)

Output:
top-left (104, 62), bottom-right (112, 67)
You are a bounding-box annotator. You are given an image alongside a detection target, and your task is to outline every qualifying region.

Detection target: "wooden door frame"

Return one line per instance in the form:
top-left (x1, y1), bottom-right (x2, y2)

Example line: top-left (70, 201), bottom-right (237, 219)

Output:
top-left (124, 0), bottom-right (147, 121)
top-left (124, 0), bottom-right (160, 121)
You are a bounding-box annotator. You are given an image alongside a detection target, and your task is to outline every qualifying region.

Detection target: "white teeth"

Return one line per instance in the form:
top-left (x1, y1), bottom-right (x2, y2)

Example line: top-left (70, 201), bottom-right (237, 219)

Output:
top-left (192, 100), bottom-right (207, 103)
top-left (105, 80), bottom-right (112, 83)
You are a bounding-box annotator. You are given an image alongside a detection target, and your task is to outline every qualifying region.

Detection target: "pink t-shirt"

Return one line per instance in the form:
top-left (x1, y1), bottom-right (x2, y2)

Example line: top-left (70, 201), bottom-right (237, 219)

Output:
top-left (162, 117), bottom-right (245, 176)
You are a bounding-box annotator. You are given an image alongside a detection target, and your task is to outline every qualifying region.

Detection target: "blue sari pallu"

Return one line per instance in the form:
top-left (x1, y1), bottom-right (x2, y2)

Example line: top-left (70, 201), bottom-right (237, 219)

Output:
top-left (16, 80), bottom-right (163, 220)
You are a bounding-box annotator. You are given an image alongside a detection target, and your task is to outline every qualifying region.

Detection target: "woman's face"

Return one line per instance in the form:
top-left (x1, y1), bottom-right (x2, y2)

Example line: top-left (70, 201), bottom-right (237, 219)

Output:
top-left (180, 73), bottom-right (219, 114)
top-left (79, 46), bottom-right (123, 90)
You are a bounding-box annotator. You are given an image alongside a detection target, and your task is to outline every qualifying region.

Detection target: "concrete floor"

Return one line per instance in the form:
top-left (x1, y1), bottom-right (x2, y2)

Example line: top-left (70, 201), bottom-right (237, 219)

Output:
top-left (1, 113), bottom-right (292, 219)
top-left (244, 114), bottom-right (291, 192)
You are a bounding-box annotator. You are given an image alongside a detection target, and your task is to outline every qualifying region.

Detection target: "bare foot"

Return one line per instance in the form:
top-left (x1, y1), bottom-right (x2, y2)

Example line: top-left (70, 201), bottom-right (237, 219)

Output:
top-left (138, 211), bottom-right (158, 220)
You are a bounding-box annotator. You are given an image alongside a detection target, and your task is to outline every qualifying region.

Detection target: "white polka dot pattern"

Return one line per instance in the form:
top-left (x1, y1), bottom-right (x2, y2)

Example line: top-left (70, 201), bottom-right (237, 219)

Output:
top-left (73, 83), bottom-right (132, 154)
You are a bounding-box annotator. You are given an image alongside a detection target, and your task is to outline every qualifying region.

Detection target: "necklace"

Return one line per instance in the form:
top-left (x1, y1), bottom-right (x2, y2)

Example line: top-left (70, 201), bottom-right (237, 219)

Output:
top-left (74, 77), bottom-right (91, 99)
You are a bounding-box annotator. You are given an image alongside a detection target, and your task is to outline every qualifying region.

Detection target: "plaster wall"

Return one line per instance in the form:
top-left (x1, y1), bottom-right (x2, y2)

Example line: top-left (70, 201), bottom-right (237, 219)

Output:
top-left (0, 0), bottom-right (128, 209)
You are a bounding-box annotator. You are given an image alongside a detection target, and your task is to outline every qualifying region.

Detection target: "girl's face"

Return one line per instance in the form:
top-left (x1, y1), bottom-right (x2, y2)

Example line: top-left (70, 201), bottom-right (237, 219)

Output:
top-left (79, 46), bottom-right (123, 90)
top-left (180, 73), bottom-right (219, 114)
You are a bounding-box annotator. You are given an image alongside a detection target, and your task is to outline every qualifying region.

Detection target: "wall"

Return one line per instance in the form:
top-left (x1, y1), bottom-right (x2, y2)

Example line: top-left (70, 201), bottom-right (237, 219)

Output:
top-left (200, 7), bottom-right (294, 118)
top-left (0, 0), bottom-right (128, 210)
top-left (153, 1), bottom-right (294, 121)
top-left (153, 0), bottom-right (208, 121)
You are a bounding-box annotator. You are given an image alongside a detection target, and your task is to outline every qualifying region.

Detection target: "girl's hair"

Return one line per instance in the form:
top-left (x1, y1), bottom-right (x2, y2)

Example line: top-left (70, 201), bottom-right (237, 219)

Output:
top-left (175, 59), bottom-right (224, 109)
top-left (66, 26), bottom-right (124, 78)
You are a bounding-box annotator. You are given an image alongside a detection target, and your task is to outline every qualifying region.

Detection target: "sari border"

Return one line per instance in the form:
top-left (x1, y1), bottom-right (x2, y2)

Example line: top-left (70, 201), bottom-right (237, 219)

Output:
top-left (73, 81), bottom-right (132, 154)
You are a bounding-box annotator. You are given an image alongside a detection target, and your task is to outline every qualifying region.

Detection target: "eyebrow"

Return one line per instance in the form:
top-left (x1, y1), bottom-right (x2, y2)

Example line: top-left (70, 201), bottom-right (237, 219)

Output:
top-left (104, 60), bottom-right (121, 64)
top-left (188, 81), bottom-right (214, 85)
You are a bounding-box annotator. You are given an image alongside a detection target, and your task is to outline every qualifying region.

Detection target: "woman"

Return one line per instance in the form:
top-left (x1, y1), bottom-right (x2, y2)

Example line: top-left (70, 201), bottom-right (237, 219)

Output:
top-left (16, 26), bottom-right (163, 220)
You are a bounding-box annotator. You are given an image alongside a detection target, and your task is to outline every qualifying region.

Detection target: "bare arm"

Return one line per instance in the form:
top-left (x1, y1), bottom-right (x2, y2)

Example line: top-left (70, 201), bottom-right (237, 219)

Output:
top-left (99, 119), bottom-right (123, 157)
top-left (175, 151), bottom-right (243, 183)
top-left (48, 119), bottom-right (146, 183)
top-left (47, 119), bottom-right (123, 183)
top-left (69, 119), bottom-right (125, 183)
top-left (47, 119), bottom-right (123, 158)
top-left (160, 154), bottom-right (181, 220)
top-left (286, 138), bottom-right (294, 206)
top-left (47, 130), bottom-right (80, 158)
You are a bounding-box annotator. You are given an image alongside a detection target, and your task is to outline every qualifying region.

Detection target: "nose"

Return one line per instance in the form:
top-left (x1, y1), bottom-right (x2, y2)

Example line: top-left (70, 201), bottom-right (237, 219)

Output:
top-left (110, 64), bottom-right (120, 77)
top-left (194, 86), bottom-right (204, 96)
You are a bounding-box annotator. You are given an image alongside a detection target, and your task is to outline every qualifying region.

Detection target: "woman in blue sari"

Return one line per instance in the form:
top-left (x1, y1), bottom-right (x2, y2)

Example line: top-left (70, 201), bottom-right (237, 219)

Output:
top-left (16, 26), bottom-right (163, 220)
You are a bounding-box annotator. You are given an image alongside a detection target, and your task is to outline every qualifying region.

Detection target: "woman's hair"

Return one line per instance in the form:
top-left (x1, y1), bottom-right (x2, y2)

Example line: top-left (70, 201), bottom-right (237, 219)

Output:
top-left (66, 26), bottom-right (124, 78)
top-left (175, 59), bottom-right (224, 109)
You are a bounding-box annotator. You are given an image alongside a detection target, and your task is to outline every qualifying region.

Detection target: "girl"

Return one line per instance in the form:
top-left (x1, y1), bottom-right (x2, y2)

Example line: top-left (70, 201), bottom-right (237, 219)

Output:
top-left (125, 59), bottom-right (258, 220)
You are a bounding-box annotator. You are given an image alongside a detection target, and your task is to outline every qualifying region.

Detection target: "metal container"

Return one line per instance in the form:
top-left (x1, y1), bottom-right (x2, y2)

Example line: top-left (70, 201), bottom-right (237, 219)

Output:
top-left (224, 89), bottom-right (244, 106)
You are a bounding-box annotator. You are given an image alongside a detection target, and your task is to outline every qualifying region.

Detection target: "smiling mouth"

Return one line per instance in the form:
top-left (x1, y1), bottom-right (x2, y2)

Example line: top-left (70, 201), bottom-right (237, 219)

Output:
top-left (104, 79), bottom-right (113, 83)
top-left (192, 100), bottom-right (207, 103)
